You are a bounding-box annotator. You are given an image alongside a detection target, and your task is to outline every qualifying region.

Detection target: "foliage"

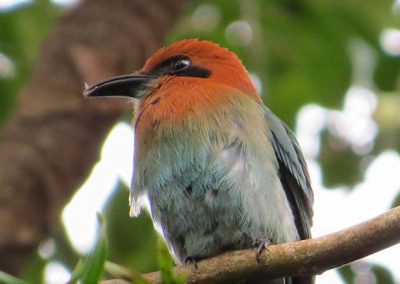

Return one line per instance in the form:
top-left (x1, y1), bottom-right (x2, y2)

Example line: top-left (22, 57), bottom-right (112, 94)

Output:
top-left (105, 183), bottom-right (161, 273)
top-left (70, 214), bottom-right (108, 284)
top-left (339, 261), bottom-right (396, 284)
top-left (157, 239), bottom-right (186, 284)
top-left (0, 271), bottom-right (29, 284)
top-left (0, 0), bottom-right (399, 283)
top-left (0, 1), bottom-right (59, 125)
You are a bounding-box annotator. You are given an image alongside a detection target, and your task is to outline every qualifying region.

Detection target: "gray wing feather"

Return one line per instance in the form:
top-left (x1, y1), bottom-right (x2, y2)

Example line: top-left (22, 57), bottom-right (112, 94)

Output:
top-left (263, 106), bottom-right (314, 239)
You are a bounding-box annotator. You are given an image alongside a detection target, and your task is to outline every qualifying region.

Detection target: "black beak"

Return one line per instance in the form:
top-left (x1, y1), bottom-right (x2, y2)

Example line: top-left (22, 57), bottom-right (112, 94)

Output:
top-left (84, 74), bottom-right (155, 98)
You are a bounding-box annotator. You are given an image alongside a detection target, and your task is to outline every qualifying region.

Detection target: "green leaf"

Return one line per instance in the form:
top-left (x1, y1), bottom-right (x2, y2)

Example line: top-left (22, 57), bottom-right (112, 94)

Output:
top-left (105, 182), bottom-right (159, 273)
top-left (375, 55), bottom-right (400, 92)
top-left (338, 264), bottom-right (356, 284)
top-left (371, 263), bottom-right (396, 284)
top-left (104, 182), bottom-right (184, 283)
top-left (0, 1), bottom-right (60, 126)
top-left (391, 192), bottom-right (400, 208)
top-left (20, 252), bottom-right (47, 284)
top-left (0, 270), bottom-right (29, 284)
top-left (105, 261), bottom-right (151, 284)
top-left (70, 213), bottom-right (108, 284)
top-left (157, 239), bottom-right (186, 284)
top-left (157, 238), bottom-right (174, 284)
top-left (318, 130), bottom-right (362, 187)
top-left (339, 262), bottom-right (397, 284)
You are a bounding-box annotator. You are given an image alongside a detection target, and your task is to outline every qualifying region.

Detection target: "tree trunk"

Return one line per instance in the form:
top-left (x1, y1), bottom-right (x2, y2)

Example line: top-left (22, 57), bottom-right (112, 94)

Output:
top-left (0, 0), bottom-right (185, 275)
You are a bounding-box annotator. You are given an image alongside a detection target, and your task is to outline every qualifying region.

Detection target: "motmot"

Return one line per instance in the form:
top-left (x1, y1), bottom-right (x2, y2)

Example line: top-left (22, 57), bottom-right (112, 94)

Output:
top-left (85, 39), bottom-right (314, 283)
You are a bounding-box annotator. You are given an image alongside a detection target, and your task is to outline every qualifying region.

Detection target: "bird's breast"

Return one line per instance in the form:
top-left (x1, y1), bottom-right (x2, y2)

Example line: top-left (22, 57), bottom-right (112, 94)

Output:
top-left (130, 88), bottom-right (266, 213)
top-left (130, 86), bottom-right (298, 252)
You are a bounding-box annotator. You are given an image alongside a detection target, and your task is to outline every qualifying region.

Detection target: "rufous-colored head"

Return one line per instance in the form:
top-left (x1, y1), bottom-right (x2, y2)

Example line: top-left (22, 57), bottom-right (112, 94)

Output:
top-left (85, 39), bottom-right (259, 102)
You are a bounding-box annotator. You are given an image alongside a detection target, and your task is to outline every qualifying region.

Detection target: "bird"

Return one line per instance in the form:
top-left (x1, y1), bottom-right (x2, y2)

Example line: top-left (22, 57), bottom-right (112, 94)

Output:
top-left (85, 39), bottom-right (314, 283)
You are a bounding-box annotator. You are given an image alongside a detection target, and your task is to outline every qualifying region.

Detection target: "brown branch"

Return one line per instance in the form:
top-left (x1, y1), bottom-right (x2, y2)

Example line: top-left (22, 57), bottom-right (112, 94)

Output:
top-left (102, 206), bottom-right (400, 284)
top-left (0, 0), bottom-right (185, 275)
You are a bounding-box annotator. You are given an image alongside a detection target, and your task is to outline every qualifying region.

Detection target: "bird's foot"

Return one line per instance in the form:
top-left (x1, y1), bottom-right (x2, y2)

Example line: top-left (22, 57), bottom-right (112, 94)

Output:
top-left (185, 256), bottom-right (199, 269)
top-left (253, 238), bottom-right (272, 264)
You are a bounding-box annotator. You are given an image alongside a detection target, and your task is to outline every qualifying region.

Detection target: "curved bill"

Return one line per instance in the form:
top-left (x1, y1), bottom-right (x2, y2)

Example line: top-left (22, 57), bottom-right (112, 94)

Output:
top-left (84, 74), bottom-right (155, 98)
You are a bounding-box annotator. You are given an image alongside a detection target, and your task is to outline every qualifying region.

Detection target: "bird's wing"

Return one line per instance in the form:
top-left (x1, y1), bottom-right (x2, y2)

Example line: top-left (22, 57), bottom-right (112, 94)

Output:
top-left (263, 106), bottom-right (314, 239)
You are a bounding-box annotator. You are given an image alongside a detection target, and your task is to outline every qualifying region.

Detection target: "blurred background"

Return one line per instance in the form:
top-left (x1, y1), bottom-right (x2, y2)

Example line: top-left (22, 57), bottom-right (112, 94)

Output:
top-left (0, 0), bottom-right (399, 283)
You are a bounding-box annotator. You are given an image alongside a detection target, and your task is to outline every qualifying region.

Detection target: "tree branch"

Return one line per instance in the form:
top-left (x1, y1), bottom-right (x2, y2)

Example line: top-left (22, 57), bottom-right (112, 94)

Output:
top-left (102, 206), bottom-right (400, 284)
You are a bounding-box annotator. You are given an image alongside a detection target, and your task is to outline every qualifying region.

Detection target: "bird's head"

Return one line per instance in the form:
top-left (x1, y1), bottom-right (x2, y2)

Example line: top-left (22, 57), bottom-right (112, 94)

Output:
top-left (85, 39), bottom-right (259, 102)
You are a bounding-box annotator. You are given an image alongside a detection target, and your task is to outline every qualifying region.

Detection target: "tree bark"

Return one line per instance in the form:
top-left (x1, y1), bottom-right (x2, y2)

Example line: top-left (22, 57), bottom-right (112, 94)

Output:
top-left (103, 206), bottom-right (400, 284)
top-left (0, 0), bottom-right (184, 275)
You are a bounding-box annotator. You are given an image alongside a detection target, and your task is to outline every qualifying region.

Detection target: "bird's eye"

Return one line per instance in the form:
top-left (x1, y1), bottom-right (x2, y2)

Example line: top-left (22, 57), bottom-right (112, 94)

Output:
top-left (171, 57), bottom-right (191, 73)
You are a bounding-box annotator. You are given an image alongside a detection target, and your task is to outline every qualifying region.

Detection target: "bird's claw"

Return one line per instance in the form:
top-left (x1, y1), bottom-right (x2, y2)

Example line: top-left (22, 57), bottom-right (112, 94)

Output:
top-left (253, 238), bottom-right (272, 263)
top-left (185, 256), bottom-right (199, 269)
